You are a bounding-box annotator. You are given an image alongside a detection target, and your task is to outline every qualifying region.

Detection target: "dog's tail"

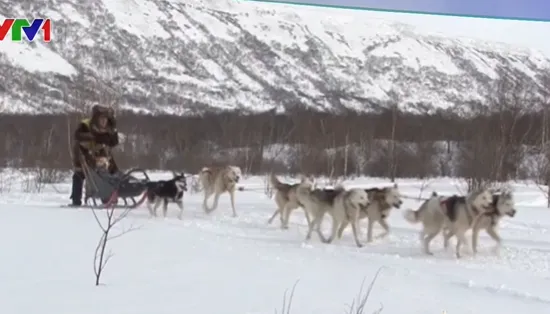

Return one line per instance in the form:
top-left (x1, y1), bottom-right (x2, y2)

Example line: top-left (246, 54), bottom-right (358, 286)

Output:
top-left (404, 209), bottom-right (421, 223)
top-left (145, 182), bottom-right (157, 202)
top-left (197, 167), bottom-right (211, 186)
top-left (404, 192), bottom-right (439, 223)
top-left (269, 173), bottom-right (287, 191)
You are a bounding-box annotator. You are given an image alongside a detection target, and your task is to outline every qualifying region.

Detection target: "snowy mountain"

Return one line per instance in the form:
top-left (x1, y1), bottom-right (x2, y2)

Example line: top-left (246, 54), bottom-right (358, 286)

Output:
top-left (1, 0), bottom-right (549, 115)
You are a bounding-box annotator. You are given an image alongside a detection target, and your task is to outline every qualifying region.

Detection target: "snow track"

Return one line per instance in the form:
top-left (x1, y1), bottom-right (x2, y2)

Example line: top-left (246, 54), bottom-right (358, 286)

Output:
top-left (1, 175), bottom-right (549, 313)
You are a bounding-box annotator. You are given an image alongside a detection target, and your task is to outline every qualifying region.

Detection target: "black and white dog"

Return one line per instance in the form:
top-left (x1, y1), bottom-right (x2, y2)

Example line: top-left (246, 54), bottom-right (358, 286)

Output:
top-left (146, 172), bottom-right (188, 219)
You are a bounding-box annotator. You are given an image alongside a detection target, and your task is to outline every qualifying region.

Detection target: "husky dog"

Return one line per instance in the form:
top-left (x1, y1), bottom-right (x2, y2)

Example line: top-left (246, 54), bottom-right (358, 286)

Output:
top-left (295, 180), bottom-right (369, 247)
top-left (324, 186), bottom-right (370, 247)
top-left (267, 174), bottom-right (312, 229)
top-left (403, 191), bottom-right (447, 255)
top-left (450, 191), bottom-right (516, 255)
top-left (405, 188), bottom-right (493, 257)
top-left (146, 172), bottom-right (187, 219)
top-left (440, 189), bottom-right (494, 258)
top-left (336, 184), bottom-right (403, 243)
top-left (199, 165), bottom-right (242, 217)
top-left (294, 179), bottom-right (339, 243)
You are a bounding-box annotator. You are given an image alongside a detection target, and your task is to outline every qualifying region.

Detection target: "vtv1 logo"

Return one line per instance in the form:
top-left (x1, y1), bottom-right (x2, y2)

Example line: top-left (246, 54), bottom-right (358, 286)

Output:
top-left (0, 18), bottom-right (51, 42)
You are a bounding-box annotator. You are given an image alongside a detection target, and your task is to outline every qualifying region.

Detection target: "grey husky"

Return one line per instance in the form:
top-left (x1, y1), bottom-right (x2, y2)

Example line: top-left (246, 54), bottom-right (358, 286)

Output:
top-left (404, 188), bottom-right (493, 257)
top-left (335, 184), bottom-right (403, 243)
top-left (445, 191), bottom-right (516, 255)
top-left (267, 174), bottom-right (312, 229)
top-left (295, 179), bottom-right (369, 247)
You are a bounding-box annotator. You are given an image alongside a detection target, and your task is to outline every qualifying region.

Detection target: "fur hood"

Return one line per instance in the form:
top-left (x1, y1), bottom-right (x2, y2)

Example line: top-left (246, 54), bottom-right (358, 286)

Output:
top-left (90, 105), bottom-right (116, 131)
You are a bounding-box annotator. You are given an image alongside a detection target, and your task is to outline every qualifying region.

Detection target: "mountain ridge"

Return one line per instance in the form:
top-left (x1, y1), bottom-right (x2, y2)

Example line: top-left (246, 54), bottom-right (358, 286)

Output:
top-left (0, 0), bottom-right (549, 115)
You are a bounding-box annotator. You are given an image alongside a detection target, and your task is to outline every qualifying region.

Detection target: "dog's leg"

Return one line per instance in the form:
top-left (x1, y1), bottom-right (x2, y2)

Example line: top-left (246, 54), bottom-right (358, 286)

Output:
top-left (337, 221), bottom-right (348, 239)
top-left (472, 224), bottom-right (481, 255)
top-left (366, 219), bottom-right (375, 243)
top-left (349, 217), bottom-right (363, 248)
top-left (419, 230), bottom-right (425, 243)
top-left (267, 208), bottom-right (280, 225)
top-left (443, 228), bottom-right (454, 250)
top-left (423, 231), bottom-right (439, 255)
top-left (147, 200), bottom-right (155, 218)
top-left (281, 203), bottom-right (293, 229)
top-left (152, 198), bottom-right (162, 217)
top-left (162, 199), bottom-right (169, 218)
top-left (315, 213), bottom-right (329, 243)
top-left (375, 219), bottom-right (390, 239)
top-left (305, 211), bottom-right (324, 242)
top-left (304, 213), bottom-right (316, 241)
top-left (176, 199), bottom-right (184, 220)
top-left (485, 226), bottom-right (502, 255)
top-left (229, 189), bottom-right (237, 217)
top-left (303, 209), bottom-right (312, 228)
top-left (455, 230), bottom-right (469, 259)
top-left (325, 215), bottom-right (340, 244)
top-left (206, 192), bottom-right (222, 213)
top-left (202, 190), bottom-right (213, 213)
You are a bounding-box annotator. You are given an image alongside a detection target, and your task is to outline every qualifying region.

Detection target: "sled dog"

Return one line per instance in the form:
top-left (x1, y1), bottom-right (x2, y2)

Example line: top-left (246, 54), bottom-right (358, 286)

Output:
top-left (447, 191), bottom-right (516, 255)
top-left (403, 191), bottom-right (447, 255)
top-left (295, 180), bottom-right (369, 247)
top-left (267, 173), bottom-right (312, 229)
top-left (336, 184), bottom-right (403, 243)
top-left (324, 186), bottom-right (370, 247)
top-left (199, 165), bottom-right (242, 217)
top-left (146, 172), bottom-right (187, 219)
top-left (404, 188), bottom-right (493, 257)
top-left (293, 178), bottom-right (336, 243)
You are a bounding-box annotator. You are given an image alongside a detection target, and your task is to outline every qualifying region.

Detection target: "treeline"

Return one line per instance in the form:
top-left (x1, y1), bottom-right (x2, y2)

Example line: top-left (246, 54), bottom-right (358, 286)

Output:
top-left (0, 106), bottom-right (549, 188)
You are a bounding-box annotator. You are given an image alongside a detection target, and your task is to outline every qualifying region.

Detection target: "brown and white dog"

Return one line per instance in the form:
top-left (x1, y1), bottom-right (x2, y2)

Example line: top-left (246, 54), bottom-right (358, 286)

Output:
top-left (404, 188), bottom-right (493, 257)
top-left (294, 179), bottom-right (369, 247)
top-left (336, 184), bottom-right (403, 243)
top-left (199, 165), bottom-right (242, 217)
top-left (267, 174), bottom-right (312, 229)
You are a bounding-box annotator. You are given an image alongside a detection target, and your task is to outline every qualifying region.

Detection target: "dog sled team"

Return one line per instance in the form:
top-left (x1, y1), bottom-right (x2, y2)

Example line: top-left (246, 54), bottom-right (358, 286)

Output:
top-left (267, 174), bottom-right (516, 258)
top-left (69, 105), bottom-right (517, 259)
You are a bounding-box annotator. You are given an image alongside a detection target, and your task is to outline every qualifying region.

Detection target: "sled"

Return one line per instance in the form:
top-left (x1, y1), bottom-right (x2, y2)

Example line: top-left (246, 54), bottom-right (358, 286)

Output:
top-left (84, 168), bottom-right (150, 209)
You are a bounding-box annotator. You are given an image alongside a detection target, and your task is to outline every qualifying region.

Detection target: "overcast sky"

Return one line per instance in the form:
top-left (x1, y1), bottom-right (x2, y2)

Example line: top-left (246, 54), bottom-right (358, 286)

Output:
top-left (254, 0), bottom-right (550, 56)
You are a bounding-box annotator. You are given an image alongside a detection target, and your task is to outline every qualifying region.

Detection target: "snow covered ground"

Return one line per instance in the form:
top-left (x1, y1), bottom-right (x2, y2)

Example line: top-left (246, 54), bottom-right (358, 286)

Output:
top-left (1, 171), bottom-right (550, 313)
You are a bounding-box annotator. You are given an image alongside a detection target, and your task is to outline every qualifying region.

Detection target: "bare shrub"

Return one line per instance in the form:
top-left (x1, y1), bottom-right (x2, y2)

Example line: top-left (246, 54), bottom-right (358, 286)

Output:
top-left (345, 267), bottom-right (385, 314)
top-left (0, 169), bottom-right (13, 193)
top-left (91, 205), bottom-right (139, 286)
top-left (20, 167), bottom-right (68, 193)
top-left (263, 173), bottom-right (274, 199)
top-left (275, 280), bottom-right (299, 314)
top-left (274, 267), bottom-right (385, 314)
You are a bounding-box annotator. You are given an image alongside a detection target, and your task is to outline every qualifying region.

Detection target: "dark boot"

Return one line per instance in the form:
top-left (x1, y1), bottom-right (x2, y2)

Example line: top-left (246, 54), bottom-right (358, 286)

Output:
top-left (70, 171), bottom-right (85, 206)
